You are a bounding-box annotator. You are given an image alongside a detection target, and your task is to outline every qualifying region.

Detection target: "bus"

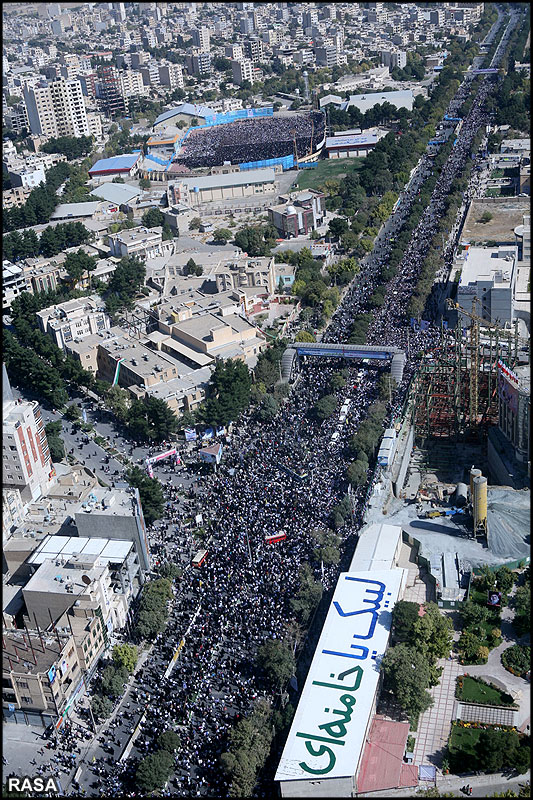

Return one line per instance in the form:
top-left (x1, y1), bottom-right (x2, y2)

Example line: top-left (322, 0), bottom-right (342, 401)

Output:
top-left (192, 549), bottom-right (208, 567)
top-left (265, 531), bottom-right (287, 545)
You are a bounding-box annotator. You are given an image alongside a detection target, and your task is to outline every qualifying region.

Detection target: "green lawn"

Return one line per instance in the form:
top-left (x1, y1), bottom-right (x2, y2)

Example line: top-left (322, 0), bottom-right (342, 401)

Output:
top-left (296, 158), bottom-right (363, 191)
top-left (457, 676), bottom-right (515, 706)
top-left (449, 726), bottom-right (481, 758)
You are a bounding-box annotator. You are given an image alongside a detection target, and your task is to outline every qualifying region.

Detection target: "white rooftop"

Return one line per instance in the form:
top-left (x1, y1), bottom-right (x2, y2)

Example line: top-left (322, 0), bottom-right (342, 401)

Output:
top-left (275, 568), bottom-right (405, 783)
top-left (459, 246), bottom-right (517, 288)
top-left (27, 534), bottom-right (133, 566)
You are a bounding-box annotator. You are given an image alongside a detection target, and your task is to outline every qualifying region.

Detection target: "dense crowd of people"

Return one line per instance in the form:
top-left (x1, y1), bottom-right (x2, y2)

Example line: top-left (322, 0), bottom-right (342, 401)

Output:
top-left (19, 15), bottom-right (514, 797)
top-left (177, 111), bottom-right (326, 168)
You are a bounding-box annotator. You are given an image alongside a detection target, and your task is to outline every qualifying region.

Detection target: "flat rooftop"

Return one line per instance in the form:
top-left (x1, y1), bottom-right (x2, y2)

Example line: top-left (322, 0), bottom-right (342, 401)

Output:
top-left (23, 558), bottom-right (107, 595)
top-left (275, 568), bottom-right (405, 784)
top-left (27, 534), bottom-right (133, 567)
top-left (459, 246), bottom-right (517, 287)
top-left (3, 629), bottom-right (71, 675)
top-left (357, 717), bottom-right (418, 793)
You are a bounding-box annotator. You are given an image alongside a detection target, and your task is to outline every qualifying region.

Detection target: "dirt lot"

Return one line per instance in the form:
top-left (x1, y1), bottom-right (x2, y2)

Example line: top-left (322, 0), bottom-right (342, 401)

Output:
top-left (462, 197), bottom-right (530, 243)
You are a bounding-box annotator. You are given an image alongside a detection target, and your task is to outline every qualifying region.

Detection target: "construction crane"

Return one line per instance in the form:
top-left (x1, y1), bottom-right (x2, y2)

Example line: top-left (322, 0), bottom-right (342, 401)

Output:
top-left (445, 297), bottom-right (526, 424)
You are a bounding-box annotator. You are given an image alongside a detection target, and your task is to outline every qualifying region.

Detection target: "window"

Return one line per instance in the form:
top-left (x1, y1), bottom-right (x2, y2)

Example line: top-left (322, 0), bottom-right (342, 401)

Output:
top-left (21, 696), bottom-right (33, 704)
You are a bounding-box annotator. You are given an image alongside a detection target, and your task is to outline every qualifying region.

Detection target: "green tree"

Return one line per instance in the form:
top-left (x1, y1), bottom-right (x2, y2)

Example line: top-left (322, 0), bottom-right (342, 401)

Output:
top-left (157, 730), bottom-right (181, 753)
top-left (139, 176), bottom-right (151, 190)
top-left (64, 404), bottom-right (81, 421)
top-left (141, 207), bottom-right (165, 228)
top-left (295, 330), bottom-right (316, 342)
top-left (494, 565), bottom-right (514, 594)
top-left (189, 216), bottom-right (202, 230)
top-left (257, 394), bottom-right (279, 422)
top-left (91, 694), bottom-right (113, 720)
top-left (290, 564), bottom-right (323, 624)
top-left (64, 249), bottom-right (97, 288)
top-left (101, 664), bottom-right (129, 698)
top-left (112, 643), bottom-right (138, 674)
top-left (313, 394), bottom-right (337, 421)
top-left (312, 528), bottom-right (341, 566)
top-left (125, 466), bottom-right (165, 525)
top-left (45, 421), bottom-right (66, 462)
top-left (105, 385), bottom-right (130, 422)
top-left (346, 459), bottom-right (368, 487)
top-left (212, 228), bottom-right (233, 244)
top-left (380, 643), bottom-right (434, 725)
top-left (136, 750), bottom-right (174, 792)
top-left (201, 359), bottom-right (251, 427)
top-left (458, 629), bottom-right (483, 662)
top-left (460, 600), bottom-right (489, 630)
top-left (257, 639), bottom-right (296, 687)
top-left (410, 603), bottom-right (453, 660)
top-left (328, 217), bottom-right (349, 239)
top-left (391, 600), bottom-right (420, 643)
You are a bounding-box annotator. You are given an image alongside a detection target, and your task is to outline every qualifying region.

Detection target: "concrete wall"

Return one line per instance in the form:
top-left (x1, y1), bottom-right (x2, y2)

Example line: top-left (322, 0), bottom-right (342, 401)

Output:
top-left (280, 776), bottom-right (354, 798)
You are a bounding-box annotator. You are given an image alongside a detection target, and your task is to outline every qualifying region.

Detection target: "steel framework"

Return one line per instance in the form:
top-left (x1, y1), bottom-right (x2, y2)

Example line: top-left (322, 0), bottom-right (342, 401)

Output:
top-left (409, 305), bottom-right (526, 440)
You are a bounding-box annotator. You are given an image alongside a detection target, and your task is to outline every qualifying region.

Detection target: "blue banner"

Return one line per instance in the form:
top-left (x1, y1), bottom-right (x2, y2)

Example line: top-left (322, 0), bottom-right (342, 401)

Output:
top-left (184, 428), bottom-right (197, 441)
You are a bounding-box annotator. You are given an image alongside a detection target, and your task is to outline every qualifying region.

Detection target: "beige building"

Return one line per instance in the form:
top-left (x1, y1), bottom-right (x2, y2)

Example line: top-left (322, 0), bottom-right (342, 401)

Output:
top-left (96, 332), bottom-right (185, 389)
top-left (231, 58), bottom-right (254, 85)
top-left (23, 77), bottom-right (90, 138)
top-left (213, 256), bottom-right (276, 296)
top-left (168, 167), bottom-right (276, 207)
top-left (3, 628), bottom-right (84, 727)
top-left (36, 294), bottom-right (111, 350)
top-left (64, 325), bottom-right (123, 375)
top-left (108, 226), bottom-right (175, 260)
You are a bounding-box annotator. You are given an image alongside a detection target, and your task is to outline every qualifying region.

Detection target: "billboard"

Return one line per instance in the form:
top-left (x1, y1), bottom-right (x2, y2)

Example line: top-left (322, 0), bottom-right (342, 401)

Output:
top-left (498, 362), bottom-right (519, 414)
top-left (487, 591), bottom-right (502, 607)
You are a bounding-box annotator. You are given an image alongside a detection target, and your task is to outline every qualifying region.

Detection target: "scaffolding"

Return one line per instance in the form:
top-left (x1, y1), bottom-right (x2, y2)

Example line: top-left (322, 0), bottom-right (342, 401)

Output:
top-left (409, 303), bottom-right (526, 440)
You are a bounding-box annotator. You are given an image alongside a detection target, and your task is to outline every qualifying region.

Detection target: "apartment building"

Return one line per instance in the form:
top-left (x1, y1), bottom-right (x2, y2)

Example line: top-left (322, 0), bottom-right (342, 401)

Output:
top-left (3, 628), bottom-right (83, 728)
top-left (191, 26), bottom-right (211, 51)
top-left (3, 367), bottom-right (54, 504)
top-left (3, 261), bottom-right (28, 311)
top-left (23, 77), bottom-right (90, 137)
top-left (108, 226), bottom-right (174, 260)
top-left (118, 69), bottom-right (145, 99)
top-left (74, 487), bottom-right (151, 573)
top-left (158, 62), bottom-right (184, 89)
top-left (231, 58), bottom-right (254, 85)
top-left (186, 51), bottom-right (212, 76)
top-left (243, 38), bottom-right (264, 63)
top-left (36, 294), bottom-right (111, 350)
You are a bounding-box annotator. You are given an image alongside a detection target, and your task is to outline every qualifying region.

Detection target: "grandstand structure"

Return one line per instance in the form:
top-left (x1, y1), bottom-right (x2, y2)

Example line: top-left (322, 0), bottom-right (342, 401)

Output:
top-left (145, 109), bottom-right (326, 177)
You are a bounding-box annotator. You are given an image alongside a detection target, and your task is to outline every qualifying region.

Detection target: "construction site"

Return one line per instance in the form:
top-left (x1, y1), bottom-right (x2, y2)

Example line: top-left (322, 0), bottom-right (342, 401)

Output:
top-left (364, 295), bottom-right (531, 576)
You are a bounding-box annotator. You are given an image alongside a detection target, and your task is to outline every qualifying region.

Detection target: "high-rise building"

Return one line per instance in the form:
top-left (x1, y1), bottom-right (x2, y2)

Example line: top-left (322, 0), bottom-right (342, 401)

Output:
top-left (23, 77), bottom-right (90, 137)
top-left (302, 9), bottom-right (319, 29)
top-left (231, 59), bottom-right (254, 86)
top-left (118, 69), bottom-right (145, 99)
top-left (2, 365), bottom-right (55, 505)
top-left (96, 65), bottom-right (127, 118)
top-left (186, 51), bottom-right (211, 76)
top-left (158, 63), bottom-right (184, 89)
top-left (244, 38), bottom-right (264, 63)
top-left (191, 26), bottom-right (211, 51)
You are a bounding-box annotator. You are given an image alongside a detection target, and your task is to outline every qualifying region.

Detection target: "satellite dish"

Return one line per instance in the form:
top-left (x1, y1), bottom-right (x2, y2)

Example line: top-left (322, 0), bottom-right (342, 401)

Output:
top-left (81, 574), bottom-right (91, 586)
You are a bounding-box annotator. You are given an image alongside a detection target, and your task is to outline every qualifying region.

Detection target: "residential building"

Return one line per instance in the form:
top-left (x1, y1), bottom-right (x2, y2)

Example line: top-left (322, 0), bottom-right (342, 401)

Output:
top-left (186, 51), bottom-right (212, 76)
top-left (213, 256), bottom-right (277, 296)
top-left (86, 111), bottom-right (103, 140)
top-left (140, 62), bottom-right (161, 87)
top-left (118, 69), bottom-right (145, 99)
top-left (36, 294), bottom-right (111, 350)
top-left (3, 261), bottom-right (28, 311)
top-left (23, 77), bottom-right (90, 137)
top-left (315, 46), bottom-right (342, 68)
top-left (158, 63), bottom-right (184, 89)
top-left (3, 627), bottom-right (84, 729)
top-left (2, 186), bottom-right (32, 210)
top-left (2, 488), bottom-right (27, 543)
top-left (268, 189), bottom-right (326, 238)
top-left (191, 26), bottom-right (210, 51)
top-left (2, 366), bottom-right (55, 504)
top-left (225, 44), bottom-right (244, 61)
top-left (107, 226), bottom-right (174, 260)
top-left (6, 162), bottom-right (46, 190)
top-left (231, 58), bottom-right (254, 85)
top-left (243, 38), bottom-right (264, 63)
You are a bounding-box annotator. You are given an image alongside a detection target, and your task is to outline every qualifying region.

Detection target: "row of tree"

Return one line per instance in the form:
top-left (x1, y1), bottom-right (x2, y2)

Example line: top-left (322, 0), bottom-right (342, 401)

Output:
top-left (381, 601), bottom-right (453, 727)
top-left (91, 644), bottom-right (138, 720)
top-left (132, 577), bottom-right (173, 642)
top-left (3, 220), bottom-right (91, 263)
top-left (41, 135), bottom-right (93, 160)
top-left (3, 161), bottom-right (71, 232)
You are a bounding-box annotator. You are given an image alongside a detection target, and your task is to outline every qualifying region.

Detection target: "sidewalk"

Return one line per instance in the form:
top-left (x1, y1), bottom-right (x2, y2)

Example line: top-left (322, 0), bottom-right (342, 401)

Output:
top-left (376, 770), bottom-right (530, 797)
